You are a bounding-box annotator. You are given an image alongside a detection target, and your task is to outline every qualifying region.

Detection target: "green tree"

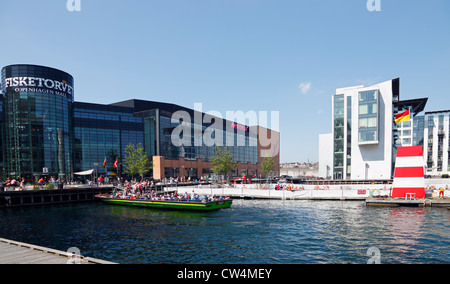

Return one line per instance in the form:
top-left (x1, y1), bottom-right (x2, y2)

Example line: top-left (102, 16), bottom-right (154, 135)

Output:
top-left (211, 146), bottom-right (236, 180)
top-left (123, 143), bottom-right (152, 179)
top-left (261, 156), bottom-right (276, 177)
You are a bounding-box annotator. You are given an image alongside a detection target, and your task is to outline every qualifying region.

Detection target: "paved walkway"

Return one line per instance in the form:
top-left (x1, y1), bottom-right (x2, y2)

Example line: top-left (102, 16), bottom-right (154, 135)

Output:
top-left (0, 238), bottom-right (116, 264)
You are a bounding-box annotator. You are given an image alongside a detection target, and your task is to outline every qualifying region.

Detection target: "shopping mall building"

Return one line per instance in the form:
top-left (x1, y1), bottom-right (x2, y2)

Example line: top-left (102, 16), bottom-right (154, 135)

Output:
top-left (0, 64), bottom-right (280, 181)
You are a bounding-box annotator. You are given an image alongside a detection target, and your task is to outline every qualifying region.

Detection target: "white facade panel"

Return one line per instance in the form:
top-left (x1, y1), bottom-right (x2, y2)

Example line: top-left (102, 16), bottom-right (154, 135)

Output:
top-left (354, 81), bottom-right (394, 180)
top-left (318, 133), bottom-right (333, 179)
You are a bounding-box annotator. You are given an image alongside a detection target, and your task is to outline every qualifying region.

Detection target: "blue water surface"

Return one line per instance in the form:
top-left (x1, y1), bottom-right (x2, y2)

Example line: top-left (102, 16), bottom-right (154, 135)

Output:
top-left (0, 200), bottom-right (449, 264)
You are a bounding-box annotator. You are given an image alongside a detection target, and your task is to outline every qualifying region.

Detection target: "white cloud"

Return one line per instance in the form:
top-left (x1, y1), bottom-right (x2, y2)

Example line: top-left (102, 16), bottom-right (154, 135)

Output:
top-left (298, 82), bottom-right (312, 94)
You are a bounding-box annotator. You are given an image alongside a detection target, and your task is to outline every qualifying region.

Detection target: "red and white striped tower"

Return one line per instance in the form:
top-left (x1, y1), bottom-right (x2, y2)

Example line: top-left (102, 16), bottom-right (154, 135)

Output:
top-left (392, 146), bottom-right (426, 199)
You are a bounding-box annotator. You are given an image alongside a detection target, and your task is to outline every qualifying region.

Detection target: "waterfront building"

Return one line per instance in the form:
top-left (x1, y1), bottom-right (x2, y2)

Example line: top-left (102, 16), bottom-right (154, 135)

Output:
top-left (418, 110), bottom-right (450, 177)
top-left (0, 64), bottom-right (280, 181)
top-left (109, 99), bottom-right (280, 180)
top-left (1, 65), bottom-right (74, 180)
top-left (319, 78), bottom-right (428, 181)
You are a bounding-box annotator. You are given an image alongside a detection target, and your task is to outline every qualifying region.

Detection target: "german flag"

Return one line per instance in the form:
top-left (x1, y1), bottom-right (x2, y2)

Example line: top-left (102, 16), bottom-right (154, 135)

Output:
top-left (395, 109), bottom-right (410, 124)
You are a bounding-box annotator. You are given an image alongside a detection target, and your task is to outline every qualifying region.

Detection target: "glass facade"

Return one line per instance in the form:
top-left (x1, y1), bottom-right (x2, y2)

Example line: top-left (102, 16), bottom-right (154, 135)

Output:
top-left (160, 111), bottom-right (183, 160)
top-left (159, 110), bottom-right (258, 164)
top-left (412, 116), bottom-right (424, 146)
top-left (73, 102), bottom-right (144, 175)
top-left (358, 90), bottom-right (379, 144)
top-left (437, 115), bottom-right (445, 171)
top-left (135, 109), bottom-right (158, 158)
top-left (346, 96), bottom-right (352, 179)
top-left (0, 100), bottom-right (4, 177)
top-left (427, 116), bottom-right (434, 169)
top-left (1, 65), bottom-right (73, 180)
top-left (333, 94), bottom-right (344, 180)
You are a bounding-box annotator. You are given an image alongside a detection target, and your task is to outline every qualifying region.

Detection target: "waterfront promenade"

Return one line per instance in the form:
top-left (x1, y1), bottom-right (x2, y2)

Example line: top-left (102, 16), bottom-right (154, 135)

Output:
top-left (1, 180), bottom-right (449, 207)
top-left (0, 238), bottom-right (115, 264)
top-left (170, 181), bottom-right (450, 204)
top-left (171, 184), bottom-right (392, 201)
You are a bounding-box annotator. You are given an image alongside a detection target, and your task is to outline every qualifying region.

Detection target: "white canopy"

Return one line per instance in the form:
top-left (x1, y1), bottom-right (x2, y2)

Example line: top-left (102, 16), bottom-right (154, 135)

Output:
top-left (74, 169), bottom-right (95, 176)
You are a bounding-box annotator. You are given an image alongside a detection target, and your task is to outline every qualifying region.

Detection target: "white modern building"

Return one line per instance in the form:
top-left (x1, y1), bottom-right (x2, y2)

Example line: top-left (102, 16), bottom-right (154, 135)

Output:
top-left (319, 78), bottom-right (428, 181)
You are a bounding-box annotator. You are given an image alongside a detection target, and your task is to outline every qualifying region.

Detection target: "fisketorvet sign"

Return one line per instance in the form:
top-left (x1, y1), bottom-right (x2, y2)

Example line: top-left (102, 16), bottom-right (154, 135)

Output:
top-left (4, 76), bottom-right (74, 99)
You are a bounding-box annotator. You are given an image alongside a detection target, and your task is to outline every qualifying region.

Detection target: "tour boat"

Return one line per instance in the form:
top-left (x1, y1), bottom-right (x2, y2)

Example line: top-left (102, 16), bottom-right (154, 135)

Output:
top-left (95, 195), bottom-right (233, 211)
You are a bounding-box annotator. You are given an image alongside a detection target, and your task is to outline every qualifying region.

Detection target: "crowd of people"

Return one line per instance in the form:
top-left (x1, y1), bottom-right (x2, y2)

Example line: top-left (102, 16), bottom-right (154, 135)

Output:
top-left (107, 181), bottom-right (228, 202)
top-left (108, 189), bottom-right (227, 203)
top-left (0, 178), bottom-right (26, 191)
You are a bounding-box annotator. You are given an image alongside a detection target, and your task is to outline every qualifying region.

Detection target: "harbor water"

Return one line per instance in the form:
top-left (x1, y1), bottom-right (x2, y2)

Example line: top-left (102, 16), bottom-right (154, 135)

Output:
top-left (0, 199), bottom-right (449, 264)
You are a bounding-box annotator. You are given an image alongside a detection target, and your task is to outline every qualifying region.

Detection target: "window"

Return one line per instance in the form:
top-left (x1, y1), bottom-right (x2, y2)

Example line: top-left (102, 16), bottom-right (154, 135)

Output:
top-left (428, 116), bottom-right (434, 128)
top-left (333, 94), bottom-right (345, 180)
top-left (358, 90), bottom-right (379, 144)
top-left (439, 115), bottom-right (444, 131)
top-left (346, 96), bottom-right (352, 179)
top-left (359, 117), bottom-right (377, 128)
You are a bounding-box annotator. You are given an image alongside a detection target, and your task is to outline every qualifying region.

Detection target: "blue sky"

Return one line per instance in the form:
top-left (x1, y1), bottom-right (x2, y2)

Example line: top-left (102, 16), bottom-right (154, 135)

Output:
top-left (1, 0), bottom-right (450, 163)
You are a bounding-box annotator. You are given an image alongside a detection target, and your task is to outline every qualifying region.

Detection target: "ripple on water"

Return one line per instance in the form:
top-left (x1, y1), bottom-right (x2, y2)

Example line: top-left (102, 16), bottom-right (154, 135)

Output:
top-left (0, 200), bottom-right (449, 264)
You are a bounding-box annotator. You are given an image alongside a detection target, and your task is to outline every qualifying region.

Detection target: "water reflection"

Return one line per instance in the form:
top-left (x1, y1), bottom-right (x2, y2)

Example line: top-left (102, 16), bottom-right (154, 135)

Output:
top-left (388, 208), bottom-right (425, 262)
top-left (0, 201), bottom-right (449, 264)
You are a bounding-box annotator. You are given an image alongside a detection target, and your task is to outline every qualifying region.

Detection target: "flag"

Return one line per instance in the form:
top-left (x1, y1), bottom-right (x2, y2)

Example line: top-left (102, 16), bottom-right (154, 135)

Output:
top-left (113, 159), bottom-right (118, 169)
top-left (103, 157), bottom-right (106, 168)
top-left (395, 109), bottom-right (410, 124)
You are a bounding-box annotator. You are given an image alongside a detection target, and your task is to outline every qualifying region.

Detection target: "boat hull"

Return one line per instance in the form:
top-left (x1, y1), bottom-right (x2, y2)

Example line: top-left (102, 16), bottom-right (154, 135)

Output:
top-left (96, 195), bottom-right (232, 211)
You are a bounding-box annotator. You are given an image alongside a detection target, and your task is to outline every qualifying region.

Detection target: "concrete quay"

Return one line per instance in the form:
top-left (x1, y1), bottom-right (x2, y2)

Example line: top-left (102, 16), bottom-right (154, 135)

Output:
top-left (0, 187), bottom-right (113, 208)
top-left (170, 184), bottom-right (392, 201)
top-left (365, 197), bottom-right (450, 207)
top-left (170, 183), bottom-right (449, 204)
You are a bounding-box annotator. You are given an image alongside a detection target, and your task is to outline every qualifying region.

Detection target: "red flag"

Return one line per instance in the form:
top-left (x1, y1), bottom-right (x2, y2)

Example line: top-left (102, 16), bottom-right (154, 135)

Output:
top-left (103, 157), bottom-right (106, 168)
top-left (113, 159), bottom-right (118, 169)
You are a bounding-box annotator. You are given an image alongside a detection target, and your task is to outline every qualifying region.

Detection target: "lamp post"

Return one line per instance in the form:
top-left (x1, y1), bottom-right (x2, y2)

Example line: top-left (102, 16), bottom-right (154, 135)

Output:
top-left (93, 163), bottom-right (99, 187)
